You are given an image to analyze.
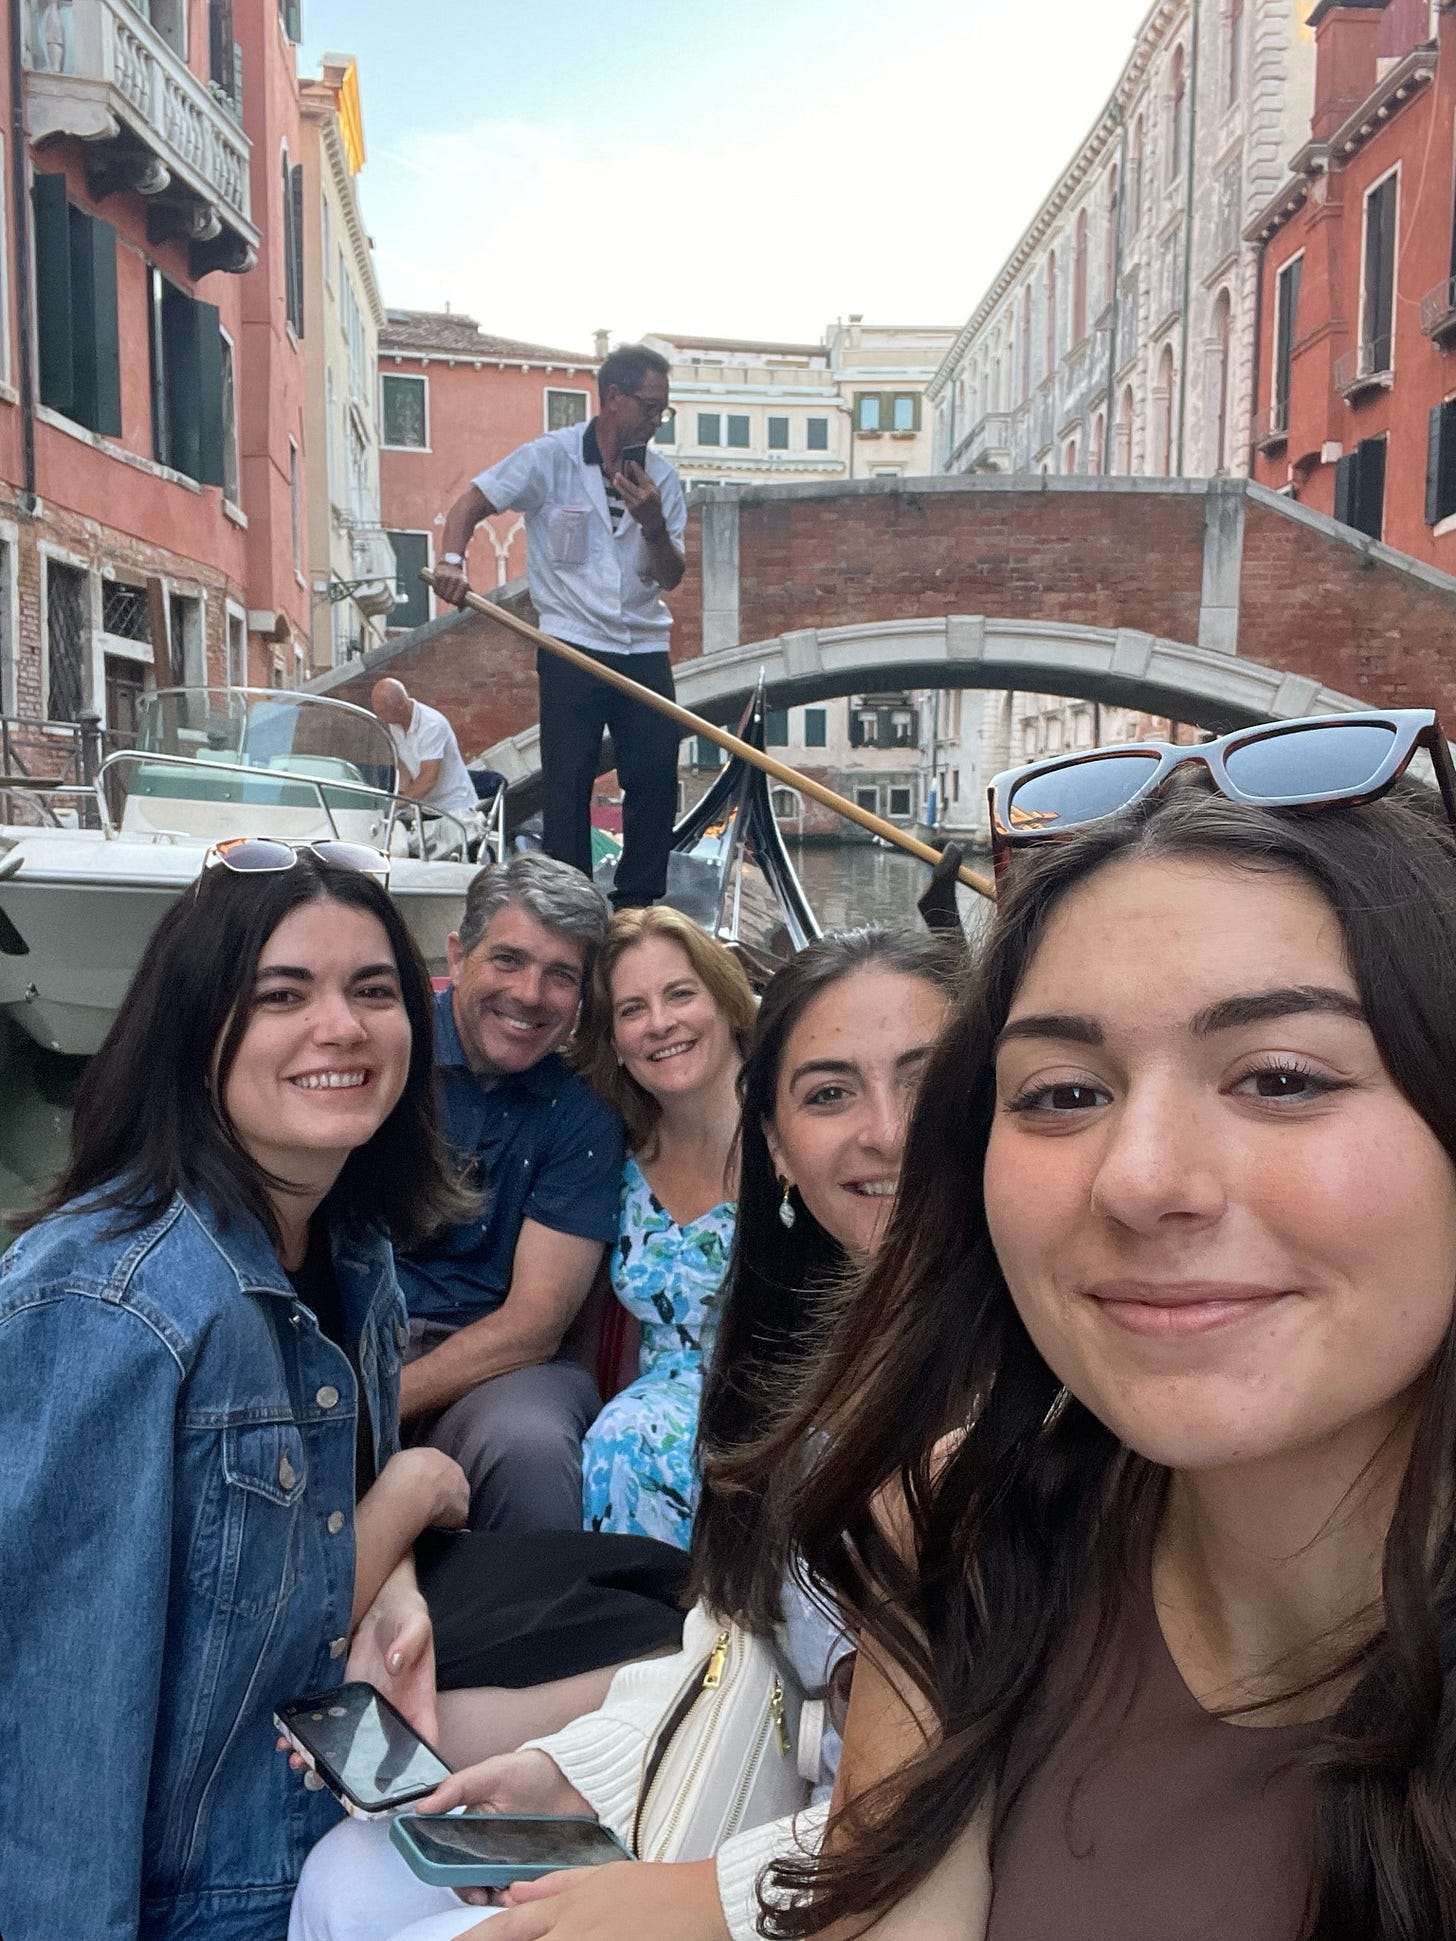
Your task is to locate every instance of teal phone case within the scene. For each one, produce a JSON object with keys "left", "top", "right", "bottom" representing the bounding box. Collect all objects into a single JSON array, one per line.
[{"left": 389, "top": 1813, "right": 632, "bottom": 1888}]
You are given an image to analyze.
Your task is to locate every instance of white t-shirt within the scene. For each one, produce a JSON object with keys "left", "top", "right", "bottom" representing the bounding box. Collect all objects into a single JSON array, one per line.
[
  {"left": 387, "top": 701, "right": 478, "bottom": 818},
  {"left": 474, "top": 421, "right": 687, "bottom": 656}
]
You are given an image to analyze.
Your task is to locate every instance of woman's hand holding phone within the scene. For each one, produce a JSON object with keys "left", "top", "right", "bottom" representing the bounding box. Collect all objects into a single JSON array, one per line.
[
  {"left": 412, "top": 1748, "right": 592, "bottom": 1823},
  {"left": 348, "top": 1559, "right": 438, "bottom": 1744},
  {"left": 465, "top": 1859, "right": 729, "bottom": 1939}
]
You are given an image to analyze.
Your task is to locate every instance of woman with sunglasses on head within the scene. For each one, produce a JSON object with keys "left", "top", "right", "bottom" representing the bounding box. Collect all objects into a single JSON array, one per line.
[
  {"left": 0, "top": 842, "right": 475, "bottom": 1941},
  {"left": 745, "top": 711, "right": 1456, "bottom": 1940},
  {"left": 572, "top": 906, "right": 756, "bottom": 1550},
  {"left": 286, "top": 927, "right": 961, "bottom": 1941}
]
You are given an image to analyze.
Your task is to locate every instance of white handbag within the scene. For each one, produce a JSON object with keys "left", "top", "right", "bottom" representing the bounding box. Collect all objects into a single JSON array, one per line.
[{"left": 633, "top": 1617, "right": 813, "bottom": 1862}]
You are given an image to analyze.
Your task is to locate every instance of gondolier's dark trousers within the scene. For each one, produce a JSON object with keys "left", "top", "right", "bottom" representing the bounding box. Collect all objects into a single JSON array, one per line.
[{"left": 537, "top": 645, "right": 680, "bottom": 909}]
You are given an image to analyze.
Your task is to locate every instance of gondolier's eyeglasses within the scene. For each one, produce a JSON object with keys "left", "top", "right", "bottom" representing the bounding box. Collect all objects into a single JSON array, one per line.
[
  {"left": 988, "top": 709, "right": 1456, "bottom": 880},
  {"left": 200, "top": 837, "right": 391, "bottom": 887},
  {"left": 628, "top": 395, "right": 674, "bottom": 427}
]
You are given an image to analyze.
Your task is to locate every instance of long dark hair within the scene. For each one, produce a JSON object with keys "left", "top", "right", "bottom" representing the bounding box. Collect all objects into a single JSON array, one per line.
[
  {"left": 19, "top": 855, "right": 473, "bottom": 1251},
  {"left": 689, "top": 926, "right": 964, "bottom": 1633},
  {"left": 758, "top": 782, "right": 1456, "bottom": 1940}
]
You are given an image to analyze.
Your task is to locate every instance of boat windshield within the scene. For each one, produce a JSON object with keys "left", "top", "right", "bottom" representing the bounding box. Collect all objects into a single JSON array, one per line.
[{"left": 137, "top": 688, "right": 396, "bottom": 789}]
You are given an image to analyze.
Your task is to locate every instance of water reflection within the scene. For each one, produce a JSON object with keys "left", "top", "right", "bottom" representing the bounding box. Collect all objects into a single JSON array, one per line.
[{"left": 790, "top": 840, "right": 993, "bottom": 942}]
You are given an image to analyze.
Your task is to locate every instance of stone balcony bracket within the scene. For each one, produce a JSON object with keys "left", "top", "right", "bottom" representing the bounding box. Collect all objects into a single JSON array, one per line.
[
  {"left": 25, "top": 0, "right": 259, "bottom": 271},
  {"left": 1421, "top": 279, "right": 1456, "bottom": 349}
]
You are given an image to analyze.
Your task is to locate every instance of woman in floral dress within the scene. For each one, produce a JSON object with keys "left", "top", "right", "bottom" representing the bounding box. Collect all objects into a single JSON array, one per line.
[{"left": 574, "top": 907, "right": 757, "bottom": 1548}]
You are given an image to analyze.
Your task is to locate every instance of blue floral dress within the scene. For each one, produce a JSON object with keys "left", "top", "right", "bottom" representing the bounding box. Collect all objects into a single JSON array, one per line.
[{"left": 581, "top": 1154, "right": 736, "bottom": 1550}]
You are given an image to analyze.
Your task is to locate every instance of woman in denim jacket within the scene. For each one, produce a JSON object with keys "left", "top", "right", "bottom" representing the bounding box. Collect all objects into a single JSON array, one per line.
[{"left": 0, "top": 847, "right": 474, "bottom": 1941}]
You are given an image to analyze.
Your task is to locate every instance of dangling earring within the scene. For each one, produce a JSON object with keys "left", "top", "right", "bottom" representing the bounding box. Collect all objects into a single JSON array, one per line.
[{"left": 778, "top": 1179, "right": 797, "bottom": 1230}]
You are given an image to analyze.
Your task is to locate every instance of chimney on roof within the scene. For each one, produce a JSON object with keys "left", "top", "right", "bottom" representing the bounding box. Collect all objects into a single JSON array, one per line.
[
  {"left": 594, "top": 328, "right": 610, "bottom": 359},
  {"left": 1308, "top": 0, "right": 1387, "bottom": 141}
]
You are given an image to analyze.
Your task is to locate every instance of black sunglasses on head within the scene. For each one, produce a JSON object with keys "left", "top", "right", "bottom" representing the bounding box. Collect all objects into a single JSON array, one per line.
[{"left": 988, "top": 709, "right": 1456, "bottom": 879}]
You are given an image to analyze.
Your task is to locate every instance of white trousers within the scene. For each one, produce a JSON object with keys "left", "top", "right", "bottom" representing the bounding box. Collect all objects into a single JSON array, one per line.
[{"left": 287, "top": 1816, "right": 502, "bottom": 1941}]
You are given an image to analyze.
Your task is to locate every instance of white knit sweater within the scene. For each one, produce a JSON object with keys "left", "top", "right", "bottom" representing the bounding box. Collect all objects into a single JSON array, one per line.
[{"left": 520, "top": 1602, "right": 838, "bottom": 1941}]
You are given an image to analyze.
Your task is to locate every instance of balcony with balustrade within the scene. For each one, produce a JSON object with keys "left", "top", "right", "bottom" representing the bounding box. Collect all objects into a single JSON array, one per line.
[
  {"left": 24, "top": 0, "right": 258, "bottom": 274},
  {"left": 1333, "top": 336, "right": 1393, "bottom": 403},
  {"left": 1422, "top": 278, "right": 1456, "bottom": 349},
  {"left": 946, "top": 412, "right": 1012, "bottom": 475}
]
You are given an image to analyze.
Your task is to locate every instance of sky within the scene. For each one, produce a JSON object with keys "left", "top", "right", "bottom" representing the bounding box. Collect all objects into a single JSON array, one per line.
[{"left": 299, "top": 0, "right": 1155, "bottom": 352}]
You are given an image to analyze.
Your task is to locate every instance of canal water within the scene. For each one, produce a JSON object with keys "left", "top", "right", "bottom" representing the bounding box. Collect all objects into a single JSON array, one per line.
[{"left": 0, "top": 842, "right": 992, "bottom": 1215}]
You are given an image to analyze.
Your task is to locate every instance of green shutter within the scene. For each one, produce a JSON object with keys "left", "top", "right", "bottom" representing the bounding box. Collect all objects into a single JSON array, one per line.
[
  {"left": 194, "top": 300, "right": 225, "bottom": 487},
  {"left": 290, "top": 164, "right": 306, "bottom": 337},
  {"left": 71, "top": 207, "right": 121, "bottom": 436},
  {"left": 1427, "top": 405, "right": 1444, "bottom": 526},
  {"left": 32, "top": 173, "right": 74, "bottom": 412},
  {"left": 161, "top": 287, "right": 225, "bottom": 486}
]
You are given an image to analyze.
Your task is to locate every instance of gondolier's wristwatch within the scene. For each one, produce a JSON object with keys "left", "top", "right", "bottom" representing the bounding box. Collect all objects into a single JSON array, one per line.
[{"left": 441, "top": 552, "right": 464, "bottom": 566}]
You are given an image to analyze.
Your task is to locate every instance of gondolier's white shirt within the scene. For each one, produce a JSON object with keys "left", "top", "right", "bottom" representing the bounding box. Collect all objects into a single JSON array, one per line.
[{"left": 474, "top": 422, "right": 688, "bottom": 656}]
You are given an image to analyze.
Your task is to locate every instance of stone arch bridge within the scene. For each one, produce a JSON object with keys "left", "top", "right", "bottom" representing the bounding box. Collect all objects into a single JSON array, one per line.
[{"left": 315, "top": 475, "right": 1456, "bottom": 812}]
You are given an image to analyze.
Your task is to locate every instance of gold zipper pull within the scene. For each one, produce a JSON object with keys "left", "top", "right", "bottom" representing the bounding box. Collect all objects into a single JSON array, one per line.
[
  {"left": 702, "top": 1630, "right": 731, "bottom": 1690},
  {"left": 769, "top": 1677, "right": 790, "bottom": 1755}
]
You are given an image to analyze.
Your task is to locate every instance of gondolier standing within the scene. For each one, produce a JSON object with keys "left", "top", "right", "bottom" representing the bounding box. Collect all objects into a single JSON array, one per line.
[{"left": 435, "top": 344, "right": 687, "bottom": 911}]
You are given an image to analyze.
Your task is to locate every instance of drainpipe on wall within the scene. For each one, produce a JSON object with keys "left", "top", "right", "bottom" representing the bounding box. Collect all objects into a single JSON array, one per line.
[
  {"left": 9, "top": 0, "right": 36, "bottom": 515},
  {"left": 1175, "top": 0, "right": 1202, "bottom": 475},
  {"left": 1102, "top": 103, "right": 1129, "bottom": 472}
]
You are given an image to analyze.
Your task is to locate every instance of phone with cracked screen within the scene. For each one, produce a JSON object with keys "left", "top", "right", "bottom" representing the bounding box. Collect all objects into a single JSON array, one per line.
[
  {"left": 274, "top": 1681, "right": 452, "bottom": 1820},
  {"left": 390, "top": 1812, "right": 633, "bottom": 1888}
]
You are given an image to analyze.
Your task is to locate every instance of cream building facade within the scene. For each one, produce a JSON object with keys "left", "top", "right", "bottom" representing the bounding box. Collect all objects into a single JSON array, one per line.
[
  {"left": 299, "top": 56, "right": 394, "bottom": 673},
  {"left": 644, "top": 320, "right": 955, "bottom": 488}
]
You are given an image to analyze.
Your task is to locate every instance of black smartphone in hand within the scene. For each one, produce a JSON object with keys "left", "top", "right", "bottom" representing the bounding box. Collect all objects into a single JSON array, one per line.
[
  {"left": 274, "top": 1682, "right": 452, "bottom": 1820},
  {"left": 618, "top": 443, "right": 649, "bottom": 472}
]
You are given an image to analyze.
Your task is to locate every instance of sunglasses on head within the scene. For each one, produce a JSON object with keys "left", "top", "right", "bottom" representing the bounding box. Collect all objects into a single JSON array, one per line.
[
  {"left": 988, "top": 709, "right": 1456, "bottom": 880},
  {"left": 200, "top": 836, "right": 391, "bottom": 887}
]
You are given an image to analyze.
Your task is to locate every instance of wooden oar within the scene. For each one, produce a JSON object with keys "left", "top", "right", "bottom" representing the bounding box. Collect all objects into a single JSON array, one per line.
[{"left": 422, "top": 572, "right": 996, "bottom": 899}]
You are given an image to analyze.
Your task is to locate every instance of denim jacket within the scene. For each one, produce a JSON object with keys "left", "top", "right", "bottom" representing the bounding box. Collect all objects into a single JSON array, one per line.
[{"left": 0, "top": 1188, "right": 407, "bottom": 1941}]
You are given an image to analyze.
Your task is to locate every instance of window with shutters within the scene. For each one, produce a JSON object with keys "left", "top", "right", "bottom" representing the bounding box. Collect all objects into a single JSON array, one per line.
[
  {"left": 32, "top": 175, "right": 121, "bottom": 438},
  {"left": 1426, "top": 399, "right": 1456, "bottom": 526},
  {"left": 693, "top": 736, "right": 724, "bottom": 769},
  {"left": 380, "top": 373, "right": 428, "bottom": 448},
  {"left": 147, "top": 269, "right": 227, "bottom": 487},
  {"left": 387, "top": 532, "right": 430, "bottom": 629},
  {"left": 1334, "top": 435, "right": 1387, "bottom": 540},
  {"left": 1361, "top": 171, "right": 1398, "bottom": 376},
  {"left": 806, "top": 417, "right": 828, "bottom": 451},
  {"left": 765, "top": 709, "right": 789, "bottom": 746},
  {"left": 1272, "top": 254, "right": 1302, "bottom": 437},
  {"left": 281, "top": 149, "right": 305, "bottom": 337},
  {"left": 804, "top": 708, "right": 827, "bottom": 748},
  {"left": 857, "top": 394, "right": 881, "bottom": 433},
  {"left": 278, "top": 0, "right": 302, "bottom": 42},
  {"left": 209, "top": 0, "right": 241, "bottom": 116},
  {"left": 767, "top": 416, "right": 789, "bottom": 450},
  {"left": 726, "top": 414, "right": 750, "bottom": 448},
  {"left": 697, "top": 413, "right": 721, "bottom": 446}
]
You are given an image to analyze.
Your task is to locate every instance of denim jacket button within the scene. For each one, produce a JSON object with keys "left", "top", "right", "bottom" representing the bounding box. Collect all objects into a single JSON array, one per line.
[
  {"left": 327, "top": 1510, "right": 345, "bottom": 1535},
  {"left": 277, "top": 1453, "right": 298, "bottom": 1490},
  {"left": 329, "top": 1635, "right": 347, "bottom": 1658},
  {"left": 316, "top": 1385, "right": 340, "bottom": 1409}
]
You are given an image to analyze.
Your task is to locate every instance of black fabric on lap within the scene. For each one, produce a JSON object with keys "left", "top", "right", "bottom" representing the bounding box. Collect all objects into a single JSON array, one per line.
[{"left": 417, "top": 1529, "right": 689, "bottom": 1691}]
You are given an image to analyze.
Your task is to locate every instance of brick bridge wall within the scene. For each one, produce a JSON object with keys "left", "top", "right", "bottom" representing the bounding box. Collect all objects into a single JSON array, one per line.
[{"left": 314, "top": 477, "right": 1456, "bottom": 758}]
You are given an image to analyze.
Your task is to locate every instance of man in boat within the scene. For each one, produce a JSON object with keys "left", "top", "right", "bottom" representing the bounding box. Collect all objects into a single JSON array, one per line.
[
  {"left": 370, "top": 677, "right": 482, "bottom": 854},
  {"left": 394, "top": 853, "right": 623, "bottom": 1531},
  {"left": 433, "top": 343, "right": 687, "bottom": 910}
]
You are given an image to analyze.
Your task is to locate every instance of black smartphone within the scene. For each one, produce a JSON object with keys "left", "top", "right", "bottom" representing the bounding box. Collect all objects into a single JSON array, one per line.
[
  {"left": 273, "top": 1681, "right": 452, "bottom": 1820},
  {"left": 390, "top": 1812, "right": 633, "bottom": 1887},
  {"left": 618, "top": 443, "right": 649, "bottom": 472}
]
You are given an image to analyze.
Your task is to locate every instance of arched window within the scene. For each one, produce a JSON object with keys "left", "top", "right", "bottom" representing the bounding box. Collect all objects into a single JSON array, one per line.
[
  {"left": 1115, "top": 384, "right": 1135, "bottom": 474},
  {"left": 1045, "top": 250, "right": 1058, "bottom": 376},
  {"left": 1129, "top": 116, "right": 1145, "bottom": 234},
  {"left": 1063, "top": 434, "right": 1080, "bottom": 476},
  {"left": 1073, "top": 210, "right": 1089, "bottom": 345},
  {"left": 1168, "top": 47, "right": 1187, "bottom": 183},
  {"left": 1106, "top": 165, "right": 1120, "bottom": 306},
  {"left": 1091, "top": 409, "right": 1106, "bottom": 475},
  {"left": 1154, "top": 343, "right": 1176, "bottom": 475},
  {"left": 1227, "top": 0, "right": 1244, "bottom": 107},
  {"left": 1020, "top": 286, "right": 1033, "bottom": 401},
  {"left": 1211, "top": 288, "right": 1232, "bottom": 472}
]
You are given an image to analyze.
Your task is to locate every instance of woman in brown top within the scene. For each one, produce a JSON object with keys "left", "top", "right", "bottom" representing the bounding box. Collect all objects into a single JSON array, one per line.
[{"left": 745, "top": 716, "right": 1456, "bottom": 1941}]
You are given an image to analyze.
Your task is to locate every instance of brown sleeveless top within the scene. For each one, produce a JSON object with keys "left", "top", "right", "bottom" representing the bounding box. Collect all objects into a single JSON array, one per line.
[{"left": 984, "top": 1567, "right": 1318, "bottom": 1941}]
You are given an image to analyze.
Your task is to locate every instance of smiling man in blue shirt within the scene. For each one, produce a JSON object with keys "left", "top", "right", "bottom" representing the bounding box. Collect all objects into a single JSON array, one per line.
[{"left": 396, "top": 854, "right": 623, "bottom": 1531}]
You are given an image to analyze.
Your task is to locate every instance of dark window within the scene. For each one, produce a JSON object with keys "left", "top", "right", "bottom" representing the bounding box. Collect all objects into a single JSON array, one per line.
[
  {"left": 388, "top": 532, "right": 430, "bottom": 628},
  {"left": 855, "top": 786, "right": 878, "bottom": 812},
  {"left": 653, "top": 413, "right": 676, "bottom": 445},
  {"left": 220, "top": 333, "right": 240, "bottom": 501},
  {"left": 726, "top": 414, "right": 750, "bottom": 448},
  {"left": 767, "top": 415, "right": 789, "bottom": 449},
  {"left": 804, "top": 707, "right": 826, "bottom": 747},
  {"left": 888, "top": 786, "right": 913, "bottom": 819},
  {"left": 209, "top": 0, "right": 241, "bottom": 113},
  {"left": 1426, "top": 399, "right": 1456, "bottom": 525},
  {"left": 282, "top": 154, "right": 305, "bottom": 336},
  {"left": 806, "top": 417, "right": 828, "bottom": 451},
  {"left": 697, "top": 413, "right": 721, "bottom": 446},
  {"left": 45, "top": 560, "right": 89, "bottom": 722},
  {"left": 765, "top": 708, "right": 789, "bottom": 746},
  {"left": 32, "top": 174, "right": 121, "bottom": 437},
  {"left": 104, "top": 653, "right": 146, "bottom": 740},
  {"left": 693, "top": 735, "right": 724, "bottom": 769},
  {"left": 278, "top": 0, "right": 302, "bottom": 40},
  {"left": 381, "top": 373, "right": 428, "bottom": 447},
  {"left": 1272, "top": 255, "right": 1302, "bottom": 434},
  {"left": 148, "top": 269, "right": 226, "bottom": 487},
  {"left": 1334, "top": 435, "right": 1387, "bottom": 540},
  {"left": 101, "top": 579, "right": 149, "bottom": 642},
  {"left": 546, "top": 388, "right": 588, "bottom": 431},
  {"left": 1362, "top": 174, "right": 1397, "bottom": 374}
]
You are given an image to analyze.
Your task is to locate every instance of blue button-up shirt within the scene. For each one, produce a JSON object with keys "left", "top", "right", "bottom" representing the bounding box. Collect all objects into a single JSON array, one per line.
[
  {"left": 396, "top": 987, "right": 623, "bottom": 1327},
  {"left": 0, "top": 1186, "right": 407, "bottom": 1941}
]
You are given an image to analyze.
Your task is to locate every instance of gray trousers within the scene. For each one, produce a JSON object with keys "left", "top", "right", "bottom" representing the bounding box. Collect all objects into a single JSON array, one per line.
[{"left": 404, "top": 1319, "right": 601, "bottom": 1534}]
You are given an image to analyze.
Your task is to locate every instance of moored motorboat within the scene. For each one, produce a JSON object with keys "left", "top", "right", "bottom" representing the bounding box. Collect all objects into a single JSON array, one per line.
[{"left": 0, "top": 687, "right": 493, "bottom": 1056}]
